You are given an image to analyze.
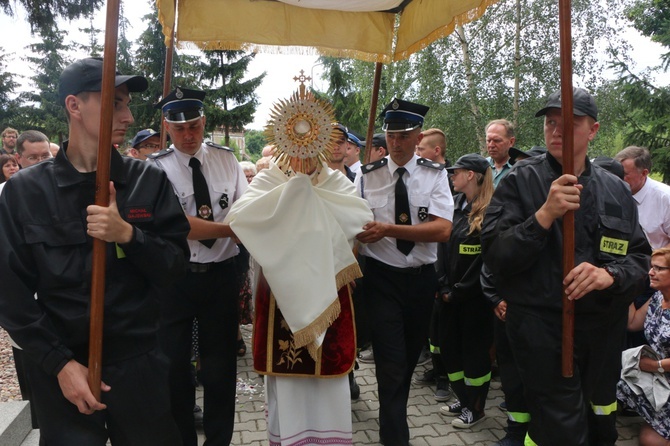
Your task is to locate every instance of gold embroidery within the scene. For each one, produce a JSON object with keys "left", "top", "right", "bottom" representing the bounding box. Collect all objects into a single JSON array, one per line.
[{"left": 276, "top": 319, "right": 304, "bottom": 370}]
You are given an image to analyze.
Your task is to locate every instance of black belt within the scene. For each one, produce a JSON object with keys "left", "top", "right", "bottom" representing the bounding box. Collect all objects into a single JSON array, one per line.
[
  {"left": 365, "top": 256, "right": 431, "bottom": 276},
  {"left": 188, "top": 257, "right": 235, "bottom": 273}
]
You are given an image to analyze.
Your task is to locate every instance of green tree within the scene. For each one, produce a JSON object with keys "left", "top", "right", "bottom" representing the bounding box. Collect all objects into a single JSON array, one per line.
[
  {"left": 245, "top": 129, "right": 267, "bottom": 161},
  {"left": 131, "top": 5, "right": 201, "bottom": 136},
  {"left": 0, "top": 0, "right": 103, "bottom": 35},
  {"left": 198, "top": 50, "right": 265, "bottom": 148},
  {"left": 16, "top": 24, "right": 71, "bottom": 143},
  {"left": 0, "top": 48, "right": 19, "bottom": 127}
]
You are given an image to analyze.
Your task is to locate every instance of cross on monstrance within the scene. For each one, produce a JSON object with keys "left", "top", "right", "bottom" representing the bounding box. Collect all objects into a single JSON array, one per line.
[{"left": 293, "top": 70, "right": 311, "bottom": 97}]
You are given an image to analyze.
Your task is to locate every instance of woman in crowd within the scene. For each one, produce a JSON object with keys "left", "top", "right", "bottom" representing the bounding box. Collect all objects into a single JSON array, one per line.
[
  {"left": 617, "top": 247, "right": 670, "bottom": 446},
  {"left": 0, "top": 154, "right": 19, "bottom": 183},
  {"left": 437, "top": 154, "right": 495, "bottom": 428}
]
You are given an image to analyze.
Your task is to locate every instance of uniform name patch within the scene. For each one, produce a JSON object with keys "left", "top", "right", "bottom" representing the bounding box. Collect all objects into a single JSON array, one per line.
[
  {"left": 125, "top": 206, "right": 154, "bottom": 222},
  {"left": 600, "top": 236, "right": 628, "bottom": 255},
  {"left": 459, "top": 244, "right": 481, "bottom": 255}
]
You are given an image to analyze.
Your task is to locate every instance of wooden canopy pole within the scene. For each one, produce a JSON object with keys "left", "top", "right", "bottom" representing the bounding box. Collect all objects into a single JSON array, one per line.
[
  {"left": 160, "top": 8, "right": 176, "bottom": 150},
  {"left": 88, "top": 0, "right": 121, "bottom": 400},
  {"left": 558, "top": 0, "right": 575, "bottom": 378},
  {"left": 363, "top": 62, "right": 383, "bottom": 164}
]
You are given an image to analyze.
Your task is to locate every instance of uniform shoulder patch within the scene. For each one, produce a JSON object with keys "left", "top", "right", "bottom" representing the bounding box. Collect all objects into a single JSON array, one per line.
[
  {"left": 361, "top": 158, "right": 388, "bottom": 174},
  {"left": 146, "top": 148, "right": 174, "bottom": 159},
  {"left": 417, "top": 157, "right": 445, "bottom": 170},
  {"left": 206, "top": 141, "right": 234, "bottom": 152}
]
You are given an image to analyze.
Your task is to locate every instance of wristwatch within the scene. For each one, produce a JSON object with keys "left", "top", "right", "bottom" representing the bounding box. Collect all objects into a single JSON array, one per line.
[
  {"left": 604, "top": 265, "right": 619, "bottom": 286},
  {"left": 658, "top": 360, "right": 665, "bottom": 374}
]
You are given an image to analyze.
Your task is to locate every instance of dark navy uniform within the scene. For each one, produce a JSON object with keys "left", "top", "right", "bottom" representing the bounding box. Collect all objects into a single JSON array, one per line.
[
  {"left": 150, "top": 136, "right": 247, "bottom": 446},
  {"left": 0, "top": 143, "right": 190, "bottom": 445},
  {"left": 356, "top": 153, "right": 453, "bottom": 444}
]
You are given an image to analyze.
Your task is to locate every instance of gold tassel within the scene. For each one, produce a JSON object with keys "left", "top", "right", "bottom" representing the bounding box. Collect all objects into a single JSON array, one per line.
[{"left": 292, "top": 298, "right": 340, "bottom": 352}]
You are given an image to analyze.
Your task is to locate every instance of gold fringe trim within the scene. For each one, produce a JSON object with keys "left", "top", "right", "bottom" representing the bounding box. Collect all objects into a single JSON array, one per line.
[
  {"left": 336, "top": 262, "right": 362, "bottom": 290},
  {"left": 292, "top": 298, "right": 340, "bottom": 361}
]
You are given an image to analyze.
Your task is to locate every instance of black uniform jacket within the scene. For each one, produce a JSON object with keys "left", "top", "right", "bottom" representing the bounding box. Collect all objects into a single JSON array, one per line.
[
  {"left": 437, "top": 193, "right": 485, "bottom": 304},
  {"left": 481, "top": 153, "right": 651, "bottom": 328},
  {"left": 0, "top": 143, "right": 190, "bottom": 376}
]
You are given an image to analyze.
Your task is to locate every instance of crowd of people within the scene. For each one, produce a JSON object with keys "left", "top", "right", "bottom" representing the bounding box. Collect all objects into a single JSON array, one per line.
[{"left": 0, "top": 57, "right": 668, "bottom": 446}]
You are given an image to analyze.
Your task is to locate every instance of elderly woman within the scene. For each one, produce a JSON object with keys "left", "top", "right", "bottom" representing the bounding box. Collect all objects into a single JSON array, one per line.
[
  {"left": 617, "top": 247, "right": 670, "bottom": 446},
  {"left": 437, "top": 154, "right": 495, "bottom": 428}
]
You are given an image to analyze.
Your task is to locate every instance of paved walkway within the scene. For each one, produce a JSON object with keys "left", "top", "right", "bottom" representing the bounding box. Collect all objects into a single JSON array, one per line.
[{"left": 197, "top": 325, "right": 643, "bottom": 445}]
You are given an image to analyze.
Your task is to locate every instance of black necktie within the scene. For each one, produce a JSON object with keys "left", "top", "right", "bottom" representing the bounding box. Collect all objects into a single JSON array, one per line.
[
  {"left": 189, "top": 157, "right": 216, "bottom": 248},
  {"left": 395, "top": 167, "right": 414, "bottom": 255}
]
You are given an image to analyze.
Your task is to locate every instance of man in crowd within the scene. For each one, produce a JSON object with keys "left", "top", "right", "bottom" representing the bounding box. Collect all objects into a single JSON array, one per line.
[
  {"left": 345, "top": 131, "right": 363, "bottom": 176},
  {"left": 149, "top": 86, "right": 247, "bottom": 446},
  {"left": 482, "top": 87, "right": 650, "bottom": 446},
  {"left": 411, "top": 126, "right": 452, "bottom": 403},
  {"left": 127, "top": 128, "right": 162, "bottom": 160},
  {"left": 328, "top": 123, "right": 356, "bottom": 182},
  {"left": 356, "top": 98, "right": 453, "bottom": 445},
  {"left": 0, "top": 57, "right": 189, "bottom": 445},
  {"left": 615, "top": 146, "right": 670, "bottom": 250},
  {"left": 1, "top": 127, "right": 18, "bottom": 155},
  {"left": 485, "top": 119, "right": 516, "bottom": 187},
  {"left": 16, "top": 130, "right": 52, "bottom": 168}
]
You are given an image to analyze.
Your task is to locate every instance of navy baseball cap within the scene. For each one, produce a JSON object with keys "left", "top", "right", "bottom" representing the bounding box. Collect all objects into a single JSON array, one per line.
[
  {"left": 509, "top": 146, "right": 547, "bottom": 165},
  {"left": 58, "top": 57, "right": 148, "bottom": 105},
  {"left": 446, "top": 154, "right": 490, "bottom": 174},
  {"left": 155, "top": 87, "right": 206, "bottom": 123},
  {"left": 130, "top": 129, "right": 160, "bottom": 148},
  {"left": 380, "top": 98, "right": 429, "bottom": 132},
  {"left": 535, "top": 87, "right": 598, "bottom": 121},
  {"left": 361, "top": 133, "right": 386, "bottom": 148},
  {"left": 347, "top": 132, "right": 363, "bottom": 148}
]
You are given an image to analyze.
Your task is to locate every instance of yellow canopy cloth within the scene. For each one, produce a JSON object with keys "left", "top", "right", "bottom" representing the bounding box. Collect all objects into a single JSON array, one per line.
[
  {"left": 157, "top": 0, "right": 498, "bottom": 62},
  {"left": 224, "top": 162, "right": 373, "bottom": 359}
]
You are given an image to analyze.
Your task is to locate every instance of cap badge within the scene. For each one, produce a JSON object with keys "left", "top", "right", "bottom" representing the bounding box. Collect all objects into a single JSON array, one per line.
[
  {"left": 175, "top": 88, "right": 184, "bottom": 99},
  {"left": 198, "top": 205, "right": 212, "bottom": 219},
  {"left": 392, "top": 99, "right": 399, "bottom": 110}
]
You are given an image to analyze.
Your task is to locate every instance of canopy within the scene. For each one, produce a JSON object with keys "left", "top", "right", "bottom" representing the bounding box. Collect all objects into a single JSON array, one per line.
[{"left": 156, "top": 0, "right": 497, "bottom": 63}]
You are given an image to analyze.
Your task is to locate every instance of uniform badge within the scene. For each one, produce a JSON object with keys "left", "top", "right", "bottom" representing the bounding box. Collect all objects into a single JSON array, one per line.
[
  {"left": 175, "top": 87, "right": 184, "bottom": 99},
  {"left": 392, "top": 99, "right": 400, "bottom": 110},
  {"left": 399, "top": 213, "right": 410, "bottom": 223},
  {"left": 198, "top": 205, "right": 212, "bottom": 219},
  {"left": 418, "top": 207, "right": 428, "bottom": 221},
  {"left": 219, "top": 193, "right": 229, "bottom": 210}
]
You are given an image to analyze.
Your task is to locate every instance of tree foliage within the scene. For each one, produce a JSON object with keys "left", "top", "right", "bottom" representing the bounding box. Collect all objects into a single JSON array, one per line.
[
  {"left": 244, "top": 129, "right": 267, "bottom": 161},
  {"left": 0, "top": 0, "right": 103, "bottom": 35},
  {"left": 198, "top": 50, "right": 265, "bottom": 147}
]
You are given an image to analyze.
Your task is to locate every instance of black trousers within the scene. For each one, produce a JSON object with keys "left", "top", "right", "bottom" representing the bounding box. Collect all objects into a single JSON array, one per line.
[
  {"left": 439, "top": 295, "right": 493, "bottom": 415},
  {"left": 506, "top": 306, "right": 619, "bottom": 446},
  {"left": 363, "top": 258, "right": 436, "bottom": 446},
  {"left": 158, "top": 261, "right": 239, "bottom": 446},
  {"left": 25, "top": 349, "right": 180, "bottom": 446},
  {"left": 494, "top": 317, "right": 529, "bottom": 439}
]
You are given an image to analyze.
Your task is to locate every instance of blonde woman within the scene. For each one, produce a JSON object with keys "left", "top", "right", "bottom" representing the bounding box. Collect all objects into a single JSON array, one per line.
[{"left": 437, "top": 154, "right": 495, "bottom": 428}]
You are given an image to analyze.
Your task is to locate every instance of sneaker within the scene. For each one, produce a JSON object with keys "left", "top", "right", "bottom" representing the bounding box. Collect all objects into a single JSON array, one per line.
[
  {"left": 439, "top": 400, "right": 462, "bottom": 416},
  {"left": 412, "top": 368, "right": 436, "bottom": 386},
  {"left": 416, "top": 346, "right": 431, "bottom": 366},
  {"left": 499, "top": 401, "right": 508, "bottom": 411},
  {"left": 434, "top": 381, "right": 452, "bottom": 402},
  {"left": 358, "top": 348, "right": 374, "bottom": 364},
  {"left": 492, "top": 436, "right": 524, "bottom": 446},
  {"left": 434, "top": 387, "right": 452, "bottom": 402},
  {"left": 451, "top": 407, "right": 485, "bottom": 428}
]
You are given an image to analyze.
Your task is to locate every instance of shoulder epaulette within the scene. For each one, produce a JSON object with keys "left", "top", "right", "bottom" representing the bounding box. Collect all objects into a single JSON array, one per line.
[
  {"left": 417, "top": 157, "right": 445, "bottom": 170},
  {"left": 206, "top": 141, "right": 234, "bottom": 152},
  {"left": 147, "top": 148, "right": 174, "bottom": 159},
  {"left": 361, "top": 158, "right": 388, "bottom": 174}
]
